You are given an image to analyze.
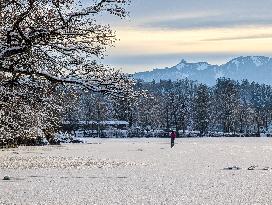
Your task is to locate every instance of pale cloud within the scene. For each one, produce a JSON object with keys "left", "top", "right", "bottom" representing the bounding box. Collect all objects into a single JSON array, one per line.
[
  {"left": 141, "top": 16, "right": 272, "bottom": 30},
  {"left": 94, "top": 0, "right": 272, "bottom": 72},
  {"left": 202, "top": 34, "right": 272, "bottom": 41},
  {"left": 104, "top": 25, "right": 272, "bottom": 72},
  {"left": 134, "top": 11, "right": 223, "bottom": 27},
  {"left": 111, "top": 26, "right": 272, "bottom": 55}
]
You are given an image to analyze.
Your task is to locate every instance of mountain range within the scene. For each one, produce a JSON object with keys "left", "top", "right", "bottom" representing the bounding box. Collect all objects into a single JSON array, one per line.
[{"left": 134, "top": 56, "right": 272, "bottom": 85}]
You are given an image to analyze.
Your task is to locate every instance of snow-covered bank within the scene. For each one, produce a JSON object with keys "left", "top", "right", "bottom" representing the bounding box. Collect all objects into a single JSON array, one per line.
[{"left": 1, "top": 138, "right": 272, "bottom": 204}]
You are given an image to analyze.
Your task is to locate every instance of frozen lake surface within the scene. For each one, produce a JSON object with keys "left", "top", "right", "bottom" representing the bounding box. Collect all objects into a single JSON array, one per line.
[{"left": 1, "top": 138, "right": 272, "bottom": 204}]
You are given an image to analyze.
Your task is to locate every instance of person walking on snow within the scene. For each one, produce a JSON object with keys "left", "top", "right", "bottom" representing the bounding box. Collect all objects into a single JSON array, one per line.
[{"left": 170, "top": 130, "right": 176, "bottom": 148}]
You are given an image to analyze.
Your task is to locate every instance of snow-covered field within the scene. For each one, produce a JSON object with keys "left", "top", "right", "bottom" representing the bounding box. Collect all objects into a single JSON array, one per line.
[{"left": 1, "top": 138, "right": 272, "bottom": 205}]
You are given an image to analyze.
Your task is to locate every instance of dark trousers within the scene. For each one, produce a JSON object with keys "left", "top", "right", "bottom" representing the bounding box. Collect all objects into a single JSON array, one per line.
[{"left": 171, "top": 138, "right": 175, "bottom": 148}]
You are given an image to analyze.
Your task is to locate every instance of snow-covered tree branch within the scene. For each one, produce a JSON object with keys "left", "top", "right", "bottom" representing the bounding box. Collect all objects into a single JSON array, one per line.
[
  {"left": 0, "top": 0, "right": 132, "bottom": 95},
  {"left": 0, "top": 0, "right": 134, "bottom": 146}
]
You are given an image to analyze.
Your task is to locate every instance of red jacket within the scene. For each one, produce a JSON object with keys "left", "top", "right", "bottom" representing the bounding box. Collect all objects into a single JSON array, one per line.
[{"left": 170, "top": 131, "right": 176, "bottom": 139}]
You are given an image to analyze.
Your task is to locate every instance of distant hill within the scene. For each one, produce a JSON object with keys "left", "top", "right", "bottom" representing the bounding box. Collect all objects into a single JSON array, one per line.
[{"left": 134, "top": 56, "right": 272, "bottom": 85}]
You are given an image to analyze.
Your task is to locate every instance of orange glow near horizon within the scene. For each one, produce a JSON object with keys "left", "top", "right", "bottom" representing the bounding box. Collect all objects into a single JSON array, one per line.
[{"left": 111, "top": 26, "right": 272, "bottom": 56}]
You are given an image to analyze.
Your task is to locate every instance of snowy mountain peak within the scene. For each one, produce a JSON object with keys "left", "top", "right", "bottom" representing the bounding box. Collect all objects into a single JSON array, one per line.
[
  {"left": 195, "top": 62, "right": 210, "bottom": 71},
  {"left": 134, "top": 56, "right": 272, "bottom": 85},
  {"left": 228, "top": 58, "right": 240, "bottom": 67},
  {"left": 176, "top": 60, "right": 186, "bottom": 70},
  {"left": 176, "top": 60, "right": 210, "bottom": 71},
  {"left": 228, "top": 56, "right": 271, "bottom": 67},
  {"left": 250, "top": 56, "right": 270, "bottom": 67},
  {"left": 178, "top": 59, "right": 187, "bottom": 64}
]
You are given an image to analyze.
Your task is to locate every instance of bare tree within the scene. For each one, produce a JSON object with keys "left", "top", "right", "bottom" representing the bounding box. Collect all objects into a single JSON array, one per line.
[
  {"left": 0, "top": 0, "right": 133, "bottom": 146},
  {"left": 0, "top": 0, "right": 132, "bottom": 95}
]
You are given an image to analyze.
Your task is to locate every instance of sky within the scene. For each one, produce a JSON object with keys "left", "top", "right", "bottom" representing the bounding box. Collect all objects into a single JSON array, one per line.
[{"left": 98, "top": 0, "right": 272, "bottom": 73}]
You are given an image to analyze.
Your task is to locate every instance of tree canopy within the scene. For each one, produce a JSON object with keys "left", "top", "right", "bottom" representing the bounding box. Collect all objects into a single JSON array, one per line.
[
  {"left": 0, "top": 0, "right": 134, "bottom": 146},
  {"left": 0, "top": 0, "right": 132, "bottom": 95}
]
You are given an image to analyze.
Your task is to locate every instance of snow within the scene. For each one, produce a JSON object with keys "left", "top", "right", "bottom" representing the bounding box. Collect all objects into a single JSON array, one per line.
[
  {"left": 196, "top": 63, "right": 209, "bottom": 71},
  {"left": 176, "top": 64, "right": 185, "bottom": 71},
  {"left": 135, "top": 56, "right": 272, "bottom": 85},
  {"left": 251, "top": 56, "right": 265, "bottom": 67},
  {"left": 181, "top": 73, "right": 189, "bottom": 78},
  {"left": 215, "top": 71, "right": 224, "bottom": 79},
  {"left": 176, "top": 62, "right": 185, "bottom": 71},
  {"left": 101, "top": 121, "right": 129, "bottom": 125},
  {"left": 1, "top": 138, "right": 272, "bottom": 204},
  {"left": 63, "top": 120, "right": 129, "bottom": 125},
  {"left": 231, "top": 59, "right": 240, "bottom": 67}
]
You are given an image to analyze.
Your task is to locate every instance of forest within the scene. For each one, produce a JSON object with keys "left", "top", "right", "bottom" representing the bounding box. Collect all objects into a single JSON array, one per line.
[{"left": 64, "top": 78, "right": 272, "bottom": 138}]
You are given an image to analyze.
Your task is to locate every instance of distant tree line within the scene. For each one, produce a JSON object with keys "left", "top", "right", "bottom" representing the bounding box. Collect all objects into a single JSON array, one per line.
[{"left": 66, "top": 78, "right": 272, "bottom": 137}]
